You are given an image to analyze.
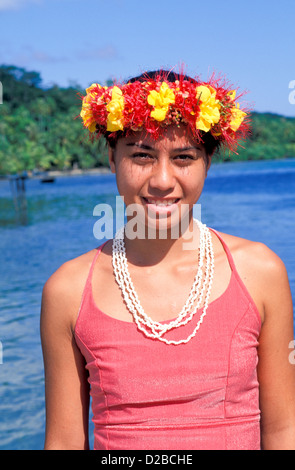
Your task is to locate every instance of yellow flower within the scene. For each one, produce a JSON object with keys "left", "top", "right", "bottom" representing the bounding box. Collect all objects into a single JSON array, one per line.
[
  {"left": 80, "top": 104, "right": 97, "bottom": 132},
  {"left": 229, "top": 103, "right": 247, "bottom": 132},
  {"left": 195, "top": 85, "right": 221, "bottom": 132},
  {"left": 106, "top": 86, "right": 124, "bottom": 132},
  {"left": 80, "top": 83, "right": 103, "bottom": 133},
  {"left": 147, "top": 82, "right": 175, "bottom": 121},
  {"left": 227, "top": 90, "right": 236, "bottom": 101},
  {"left": 86, "top": 83, "right": 101, "bottom": 95}
]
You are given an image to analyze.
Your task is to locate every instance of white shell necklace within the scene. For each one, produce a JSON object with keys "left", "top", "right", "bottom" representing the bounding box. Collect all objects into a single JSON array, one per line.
[{"left": 112, "top": 219, "right": 215, "bottom": 345}]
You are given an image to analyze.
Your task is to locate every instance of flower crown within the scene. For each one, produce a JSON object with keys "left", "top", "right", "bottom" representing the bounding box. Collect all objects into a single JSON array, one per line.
[{"left": 80, "top": 71, "right": 250, "bottom": 153}]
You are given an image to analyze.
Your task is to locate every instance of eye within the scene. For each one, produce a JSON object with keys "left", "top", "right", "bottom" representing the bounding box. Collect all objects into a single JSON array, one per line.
[
  {"left": 174, "top": 154, "right": 196, "bottom": 164},
  {"left": 131, "top": 152, "right": 154, "bottom": 163},
  {"left": 175, "top": 154, "right": 194, "bottom": 159}
]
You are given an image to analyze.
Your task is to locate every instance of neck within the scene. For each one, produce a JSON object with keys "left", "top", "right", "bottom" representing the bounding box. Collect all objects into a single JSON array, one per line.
[{"left": 123, "top": 216, "right": 201, "bottom": 266}]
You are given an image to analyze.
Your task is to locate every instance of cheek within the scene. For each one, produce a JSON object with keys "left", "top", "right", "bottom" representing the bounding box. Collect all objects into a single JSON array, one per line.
[
  {"left": 115, "top": 161, "right": 144, "bottom": 200},
  {"left": 185, "top": 182, "right": 205, "bottom": 205},
  {"left": 181, "top": 167, "right": 207, "bottom": 200}
]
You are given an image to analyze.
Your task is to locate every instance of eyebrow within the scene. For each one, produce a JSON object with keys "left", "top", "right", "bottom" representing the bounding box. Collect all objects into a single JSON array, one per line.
[
  {"left": 125, "top": 143, "right": 200, "bottom": 152},
  {"left": 173, "top": 146, "right": 201, "bottom": 152},
  {"left": 126, "top": 143, "right": 154, "bottom": 150}
]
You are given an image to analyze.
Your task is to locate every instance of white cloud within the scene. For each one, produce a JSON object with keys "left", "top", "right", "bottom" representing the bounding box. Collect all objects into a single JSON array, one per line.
[
  {"left": 26, "top": 47, "right": 68, "bottom": 63},
  {"left": 76, "top": 45, "right": 119, "bottom": 61},
  {"left": 0, "top": 0, "right": 41, "bottom": 10},
  {"left": 0, "top": 0, "right": 79, "bottom": 9},
  {"left": 0, "top": 43, "right": 68, "bottom": 67}
]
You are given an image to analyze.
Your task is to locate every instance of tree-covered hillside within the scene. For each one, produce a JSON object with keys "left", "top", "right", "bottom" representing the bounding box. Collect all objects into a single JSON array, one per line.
[{"left": 0, "top": 65, "right": 295, "bottom": 175}]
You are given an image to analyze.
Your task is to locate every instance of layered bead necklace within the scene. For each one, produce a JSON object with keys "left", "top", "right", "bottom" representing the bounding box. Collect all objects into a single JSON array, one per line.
[{"left": 112, "top": 219, "right": 215, "bottom": 345}]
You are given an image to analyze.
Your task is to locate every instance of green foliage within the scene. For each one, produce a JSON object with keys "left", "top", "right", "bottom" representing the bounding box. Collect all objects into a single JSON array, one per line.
[
  {"left": 0, "top": 65, "right": 294, "bottom": 175},
  {"left": 0, "top": 64, "right": 110, "bottom": 175},
  {"left": 214, "top": 112, "right": 295, "bottom": 162}
]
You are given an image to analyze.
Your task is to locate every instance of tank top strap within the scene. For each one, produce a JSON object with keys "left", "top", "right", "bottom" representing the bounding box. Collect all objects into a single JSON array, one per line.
[
  {"left": 75, "top": 241, "right": 108, "bottom": 331},
  {"left": 209, "top": 227, "right": 262, "bottom": 325},
  {"left": 209, "top": 227, "right": 237, "bottom": 273},
  {"left": 85, "top": 241, "right": 108, "bottom": 286}
]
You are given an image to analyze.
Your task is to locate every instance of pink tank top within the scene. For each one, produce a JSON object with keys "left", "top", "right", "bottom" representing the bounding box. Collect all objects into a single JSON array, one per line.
[{"left": 75, "top": 229, "right": 261, "bottom": 450}]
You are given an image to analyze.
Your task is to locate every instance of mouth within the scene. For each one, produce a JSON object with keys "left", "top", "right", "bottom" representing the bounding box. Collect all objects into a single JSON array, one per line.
[
  {"left": 142, "top": 197, "right": 180, "bottom": 206},
  {"left": 141, "top": 197, "right": 181, "bottom": 214}
]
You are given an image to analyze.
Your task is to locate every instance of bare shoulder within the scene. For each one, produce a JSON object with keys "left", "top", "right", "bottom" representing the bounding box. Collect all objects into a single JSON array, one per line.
[
  {"left": 216, "top": 231, "right": 290, "bottom": 322},
  {"left": 41, "top": 247, "right": 100, "bottom": 331},
  {"left": 43, "top": 248, "right": 98, "bottom": 294},
  {"left": 219, "top": 231, "right": 287, "bottom": 277}
]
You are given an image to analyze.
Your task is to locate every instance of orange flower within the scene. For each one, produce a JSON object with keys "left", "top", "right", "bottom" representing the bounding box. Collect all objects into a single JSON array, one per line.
[{"left": 80, "top": 84, "right": 103, "bottom": 133}]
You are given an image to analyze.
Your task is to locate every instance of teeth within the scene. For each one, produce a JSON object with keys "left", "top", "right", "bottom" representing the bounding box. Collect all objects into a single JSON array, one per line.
[{"left": 146, "top": 199, "right": 178, "bottom": 206}]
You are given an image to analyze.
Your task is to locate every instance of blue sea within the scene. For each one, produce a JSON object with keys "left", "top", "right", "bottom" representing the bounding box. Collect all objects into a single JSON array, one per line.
[{"left": 0, "top": 158, "right": 294, "bottom": 450}]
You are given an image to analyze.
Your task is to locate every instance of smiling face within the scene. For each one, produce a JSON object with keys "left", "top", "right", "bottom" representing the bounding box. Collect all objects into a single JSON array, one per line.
[{"left": 108, "top": 124, "right": 210, "bottom": 237}]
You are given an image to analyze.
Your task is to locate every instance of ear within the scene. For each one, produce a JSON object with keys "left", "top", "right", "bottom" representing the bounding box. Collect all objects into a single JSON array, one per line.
[
  {"left": 205, "top": 153, "right": 212, "bottom": 176},
  {"left": 108, "top": 146, "right": 116, "bottom": 173},
  {"left": 207, "top": 155, "right": 212, "bottom": 171}
]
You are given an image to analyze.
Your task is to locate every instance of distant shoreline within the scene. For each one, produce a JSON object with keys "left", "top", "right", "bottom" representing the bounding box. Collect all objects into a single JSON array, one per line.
[
  {"left": 2, "top": 156, "right": 295, "bottom": 182},
  {"left": 42, "top": 167, "right": 112, "bottom": 178},
  {"left": 33, "top": 157, "right": 295, "bottom": 179},
  {"left": 0, "top": 167, "right": 112, "bottom": 181}
]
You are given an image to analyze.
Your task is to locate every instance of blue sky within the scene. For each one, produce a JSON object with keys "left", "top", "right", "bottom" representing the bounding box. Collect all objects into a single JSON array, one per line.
[{"left": 0, "top": 0, "right": 294, "bottom": 116}]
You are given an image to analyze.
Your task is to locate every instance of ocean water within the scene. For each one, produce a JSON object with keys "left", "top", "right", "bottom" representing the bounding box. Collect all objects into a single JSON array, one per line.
[{"left": 0, "top": 158, "right": 294, "bottom": 450}]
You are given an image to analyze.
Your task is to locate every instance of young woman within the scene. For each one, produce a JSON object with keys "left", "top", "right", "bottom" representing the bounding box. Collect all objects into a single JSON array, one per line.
[{"left": 40, "top": 70, "right": 295, "bottom": 450}]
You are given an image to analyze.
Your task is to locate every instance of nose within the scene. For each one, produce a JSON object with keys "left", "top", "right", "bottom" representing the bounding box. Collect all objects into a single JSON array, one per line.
[{"left": 148, "top": 158, "right": 176, "bottom": 193}]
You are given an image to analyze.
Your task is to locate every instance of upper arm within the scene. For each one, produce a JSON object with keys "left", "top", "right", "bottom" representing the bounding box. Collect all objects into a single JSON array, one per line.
[
  {"left": 256, "top": 248, "right": 295, "bottom": 449},
  {"left": 40, "top": 265, "right": 90, "bottom": 450}
]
